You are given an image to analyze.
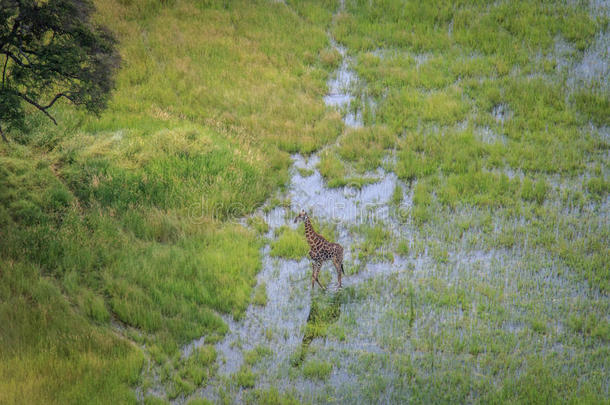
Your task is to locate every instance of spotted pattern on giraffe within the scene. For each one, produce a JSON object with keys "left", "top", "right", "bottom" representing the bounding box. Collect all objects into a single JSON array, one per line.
[{"left": 294, "top": 210, "right": 345, "bottom": 290}]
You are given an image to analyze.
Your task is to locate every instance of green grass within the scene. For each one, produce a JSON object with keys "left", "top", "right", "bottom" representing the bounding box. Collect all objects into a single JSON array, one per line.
[
  {"left": 336, "top": 126, "right": 395, "bottom": 171},
  {"left": 235, "top": 365, "right": 256, "bottom": 389},
  {"left": 295, "top": 1, "right": 609, "bottom": 402},
  {"left": 317, "top": 148, "right": 385, "bottom": 188},
  {"left": 297, "top": 167, "right": 315, "bottom": 177},
  {"left": 247, "top": 215, "right": 270, "bottom": 235},
  {"left": 163, "top": 345, "right": 216, "bottom": 399},
  {"left": 326, "top": 0, "right": 608, "bottom": 295},
  {"left": 243, "top": 387, "right": 301, "bottom": 405},
  {"left": 0, "top": 260, "right": 143, "bottom": 404},
  {"left": 187, "top": 399, "right": 213, "bottom": 405},
  {"left": 333, "top": 266, "right": 609, "bottom": 403},
  {"left": 0, "top": 0, "right": 341, "bottom": 402},
  {"left": 302, "top": 359, "right": 333, "bottom": 380},
  {"left": 244, "top": 346, "right": 273, "bottom": 367},
  {"left": 317, "top": 150, "right": 347, "bottom": 187},
  {"left": 353, "top": 223, "right": 394, "bottom": 262},
  {"left": 2, "top": 0, "right": 609, "bottom": 403},
  {"left": 252, "top": 282, "right": 268, "bottom": 307},
  {"left": 270, "top": 226, "right": 309, "bottom": 260}
]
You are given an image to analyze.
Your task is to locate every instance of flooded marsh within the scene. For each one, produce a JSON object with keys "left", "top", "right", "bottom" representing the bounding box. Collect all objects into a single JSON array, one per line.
[
  {"left": 1, "top": 0, "right": 605, "bottom": 404},
  {"left": 173, "top": 1, "right": 608, "bottom": 404}
]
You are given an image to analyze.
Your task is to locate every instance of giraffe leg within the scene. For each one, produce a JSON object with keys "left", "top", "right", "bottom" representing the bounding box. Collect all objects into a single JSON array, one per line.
[
  {"left": 313, "top": 262, "right": 325, "bottom": 290},
  {"left": 311, "top": 262, "right": 324, "bottom": 290},
  {"left": 338, "top": 262, "right": 342, "bottom": 288},
  {"left": 333, "top": 258, "right": 342, "bottom": 288},
  {"left": 315, "top": 275, "right": 326, "bottom": 290}
]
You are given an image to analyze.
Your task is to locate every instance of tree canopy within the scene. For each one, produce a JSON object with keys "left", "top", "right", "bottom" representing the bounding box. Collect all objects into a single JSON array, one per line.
[{"left": 0, "top": 0, "right": 119, "bottom": 141}]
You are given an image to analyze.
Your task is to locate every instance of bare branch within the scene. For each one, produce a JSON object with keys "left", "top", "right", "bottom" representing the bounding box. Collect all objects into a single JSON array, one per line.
[
  {"left": 41, "top": 92, "right": 75, "bottom": 109},
  {"left": 16, "top": 92, "right": 58, "bottom": 125},
  {"left": 16, "top": 44, "right": 33, "bottom": 65},
  {"left": 1, "top": 51, "right": 26, "bottom": 68}
]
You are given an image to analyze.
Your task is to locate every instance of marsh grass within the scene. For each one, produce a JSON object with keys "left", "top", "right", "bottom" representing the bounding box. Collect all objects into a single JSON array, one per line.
[
  {"left": 277, "top": 1, "right": 610, "bottom": 403},
  {"left": 243, "top": 387, "right": 300, "bottom": 405},
  {"left": 303, "top": 359, "right": 333, "bottom": 380},
  {"left": 244, "top": 346, "right": 273, "bottom": 367},
  {"left": 2, "top": 0, "right": 609, "bottom": 403},
  {"left": 352, "top": 223, "right": 394, "bottom": 262},
  {"left": 0, "top": 0, "right": 342, "bottom": 402},
  {"left": 324, "top": 0, "right": 608, "bottom": 293},
  {"left": 317, "top": 146, "right": 389, "bottom": 188},
  {"left": 252, "top": 282, "right": 268, "bottom": 307},
  {"left": 247, "top": 215, "right": 270, "bottom": 236},
  {"left": 270, "top": 225, "right": 309, "bottom": 260},
  {"left": 291, "top": 291, "right": 345, "bottom": 368},
  {"left": 234, "top": 365, "right": 257, "bottom": 389}
]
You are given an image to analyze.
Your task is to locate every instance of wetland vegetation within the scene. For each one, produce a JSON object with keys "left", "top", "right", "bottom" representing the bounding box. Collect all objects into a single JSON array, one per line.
[{"left": 1, "top": 0, "right": 608, "bottom": 404}]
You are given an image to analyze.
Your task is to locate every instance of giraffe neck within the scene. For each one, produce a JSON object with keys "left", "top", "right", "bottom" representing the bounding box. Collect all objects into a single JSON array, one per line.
[{"left": 304, "top": 217, "right": 317, "bottom": 246}]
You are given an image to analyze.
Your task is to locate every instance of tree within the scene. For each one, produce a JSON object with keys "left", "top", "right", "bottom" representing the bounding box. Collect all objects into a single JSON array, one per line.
[{"left": 0, "top": 0, "right": 120, "bottom": 141}]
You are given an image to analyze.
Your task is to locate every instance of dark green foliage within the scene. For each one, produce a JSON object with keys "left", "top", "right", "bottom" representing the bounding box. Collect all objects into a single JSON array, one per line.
[{"left": 0, "top": 0, "right": 119, "bottom": 139}]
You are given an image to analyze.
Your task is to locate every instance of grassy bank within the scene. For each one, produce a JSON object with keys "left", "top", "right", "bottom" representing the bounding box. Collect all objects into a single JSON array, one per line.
[{"left": 0, "top": 0, "right": 339, "bottom": 402}]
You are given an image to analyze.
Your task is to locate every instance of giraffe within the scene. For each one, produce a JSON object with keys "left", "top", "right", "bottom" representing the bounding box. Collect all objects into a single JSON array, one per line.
[{"left": 294, "top": 210, "right": 345, "bottom": 290}]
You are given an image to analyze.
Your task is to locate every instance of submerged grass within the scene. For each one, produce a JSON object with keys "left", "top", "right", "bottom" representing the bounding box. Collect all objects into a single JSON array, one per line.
[
  {"left": 352, "top": 223, "right": 394, "bottom": 263},
  {"left": 292, "top": 292, "right": 343, "bottom": 368},
  {"left": 267, "top": 1, "right": 609, "bottom": 403},
  {"left": 324, "top": 0, "right": 609, "bottom": 294}
]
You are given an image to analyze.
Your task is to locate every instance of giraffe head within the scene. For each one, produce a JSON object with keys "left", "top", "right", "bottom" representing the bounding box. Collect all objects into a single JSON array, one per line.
[{"left": 293, "top": 210, "right": 309, "bottom": 223}]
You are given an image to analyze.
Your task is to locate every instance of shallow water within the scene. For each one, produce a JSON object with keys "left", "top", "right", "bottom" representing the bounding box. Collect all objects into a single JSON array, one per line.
[
  {"left": 170, "top": 4, "right": 609, "bottom": 404},
  {"left": 567, "top": 30, "right": 609, "bottom": 93},
  {"left": 290, "top": 154, "right": 398, "bottom": 225},
  {"left": 323, "top": 39, "right": 363, "bottom": 128}
]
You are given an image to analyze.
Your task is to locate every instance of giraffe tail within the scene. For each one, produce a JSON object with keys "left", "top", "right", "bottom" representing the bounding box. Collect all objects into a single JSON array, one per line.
[{"left": 341, "top": 263, "right": 345, "bottom": 275}]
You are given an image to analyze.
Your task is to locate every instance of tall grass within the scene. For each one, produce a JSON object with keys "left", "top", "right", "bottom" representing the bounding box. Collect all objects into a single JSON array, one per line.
[
  {"left": 1, "top": 0, "right": 608, "bottom": 402},
  {"left": 0, "top": 0, "right": 340, "bottom": 402}
]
